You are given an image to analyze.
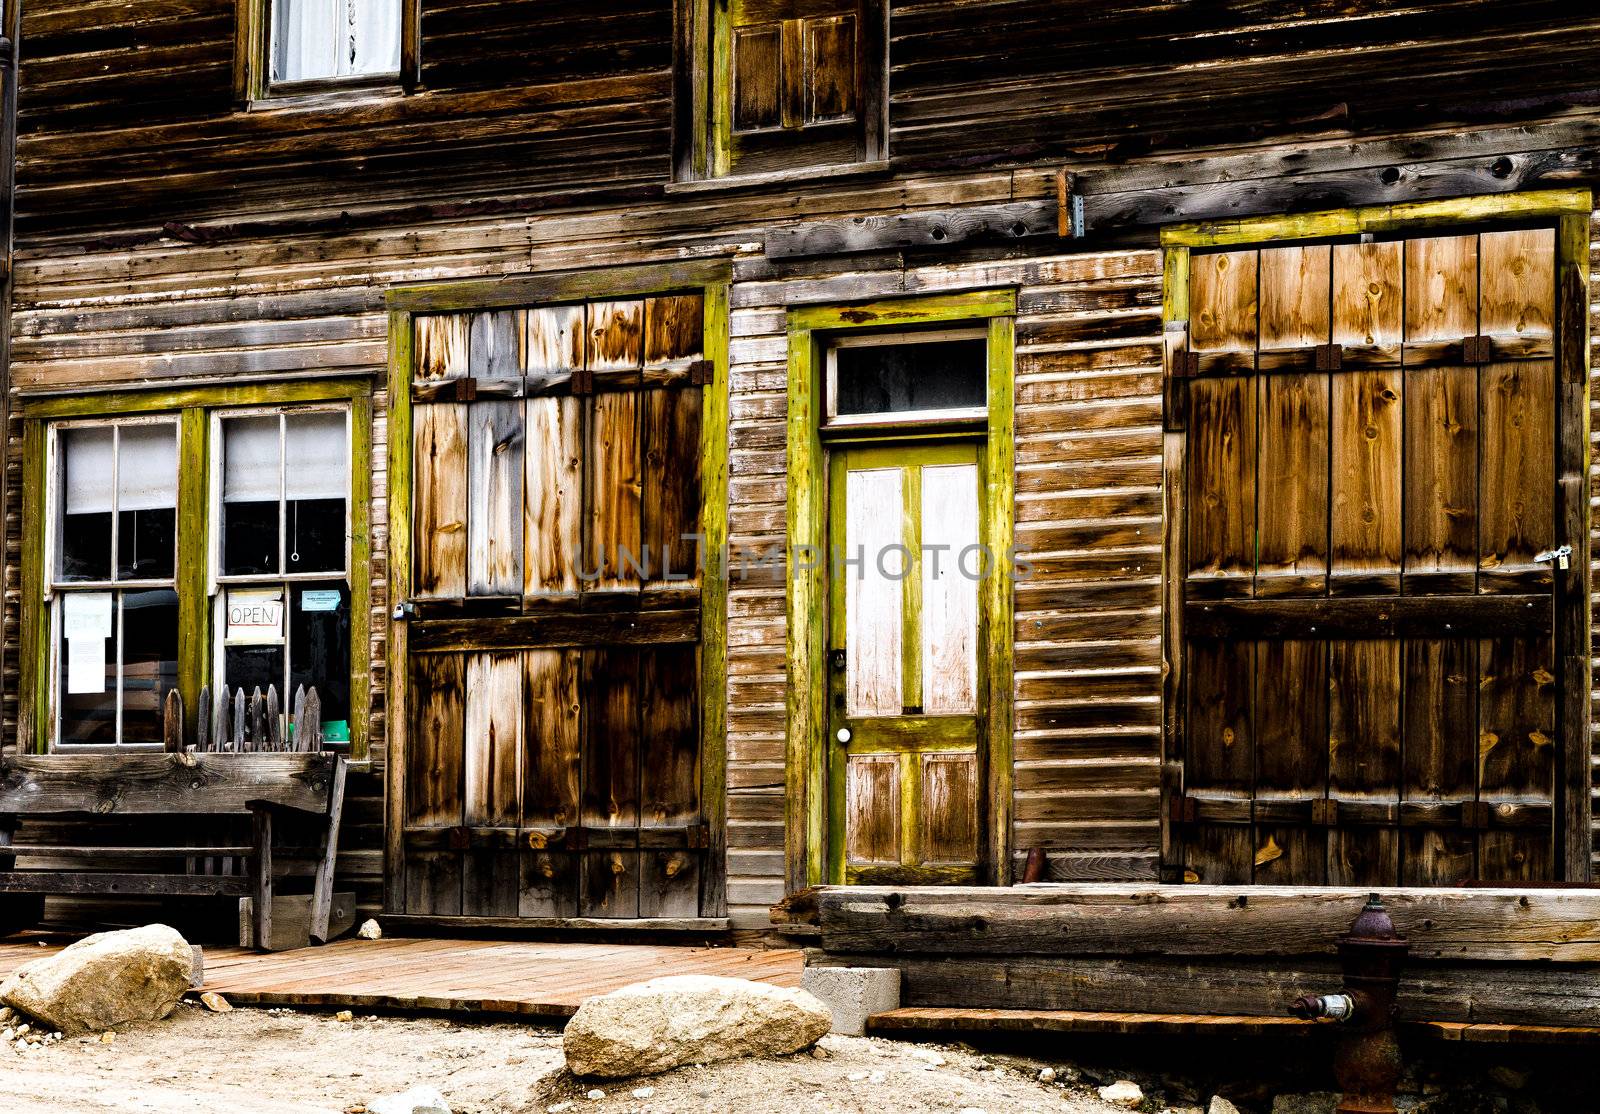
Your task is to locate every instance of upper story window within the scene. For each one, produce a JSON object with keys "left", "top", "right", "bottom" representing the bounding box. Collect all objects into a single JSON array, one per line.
[
  {"left": 678, "top": 0, "right": 888, "bottom": 182},
  {"left": 236, "top": 0, "right": 418, "bottom": 102},
  {"left": 271, "top": 0, "right": 401, "bottom": 84}
]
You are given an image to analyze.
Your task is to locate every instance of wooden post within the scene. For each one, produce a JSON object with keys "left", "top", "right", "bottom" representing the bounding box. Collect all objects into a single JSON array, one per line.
[
  {"left": 196, "top": 686, "right": 211, "bottom": 752},
  {"left": 309, "top": 758, "right": 348, "bottom": 944},
  {"left": 251, "top": 806, "right": 273, "bottom": 951},
  {"left": 162, "top": 689, "right": 185, "bottom": 753}
]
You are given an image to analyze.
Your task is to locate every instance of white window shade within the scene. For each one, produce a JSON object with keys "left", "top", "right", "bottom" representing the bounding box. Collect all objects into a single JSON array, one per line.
[
  {"left": 284, "top": 412, "right": 348, "bottom": 501},
  {"left": 115, "top": 424, "right": 178, "bottom": 512},
  {"left": 62, "top": 427, "right": 114, "bottom": 516},
  {"left": 224, "top": 417, "right": 282, "bottom": 503}
]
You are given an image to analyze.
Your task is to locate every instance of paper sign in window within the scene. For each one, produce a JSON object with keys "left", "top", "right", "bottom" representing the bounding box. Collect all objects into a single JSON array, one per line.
[
  {"left": 227, "top": 588, "right": 284, "bottom": 644},
  {"left": 62, "top": 594, "right": 113, "bottom": 696},
  {"left": 62, "top": 592, "right": 113, "bottom": 640},
  {"left": 300, "top": 588, "right": 342, "bottom": 612}
]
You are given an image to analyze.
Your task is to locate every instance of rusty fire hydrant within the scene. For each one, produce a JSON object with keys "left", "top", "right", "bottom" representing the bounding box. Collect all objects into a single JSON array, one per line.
[{"left": 1288, "top": 893, "right": 1410, "bottom": 1114}]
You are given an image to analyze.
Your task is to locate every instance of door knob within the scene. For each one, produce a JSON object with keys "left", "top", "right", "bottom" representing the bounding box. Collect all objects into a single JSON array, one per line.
[{"left": 836, "top": 728, "right": 851, "bottom": 743}]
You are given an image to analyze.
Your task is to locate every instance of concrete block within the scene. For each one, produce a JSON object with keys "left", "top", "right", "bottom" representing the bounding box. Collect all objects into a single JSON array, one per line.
[{"left": 801, "top": 965, "right": 901, "bottom": 1036}]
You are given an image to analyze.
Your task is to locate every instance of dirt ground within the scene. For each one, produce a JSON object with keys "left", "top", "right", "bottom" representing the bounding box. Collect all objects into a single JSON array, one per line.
[{"left": 1, "top": 1002, "right": 1143, "bottom": 1114}]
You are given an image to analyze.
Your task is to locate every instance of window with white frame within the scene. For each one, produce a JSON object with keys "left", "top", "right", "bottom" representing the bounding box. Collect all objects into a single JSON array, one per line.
[
  {"left": 823, "top": 328, "right": 989, "bottom": 431},
  {"left": 214, "top": 409, "right": 353, "bottom": 745},
  {"left": 270, "top": 0, "right": 402, "bottom": 86},
  {"left": 50, "top": 420, "right": 180, "bottom": 747}
]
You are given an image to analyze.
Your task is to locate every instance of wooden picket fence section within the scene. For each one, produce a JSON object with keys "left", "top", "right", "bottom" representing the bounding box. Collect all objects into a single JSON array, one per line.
[{"left": 161, "top": 685, "right": 326, "bottom": 753}]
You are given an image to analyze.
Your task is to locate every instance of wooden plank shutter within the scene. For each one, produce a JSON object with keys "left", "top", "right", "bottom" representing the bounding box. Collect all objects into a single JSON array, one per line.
[
  {"left": 727, "top": 0, "right": 877, "bottom": 176},
  {"left": 1174, "top": 227, "right": 1566, "bottom": 887},
  {"left": 402, "top": 295, "right": 711, "bottom": 921}
]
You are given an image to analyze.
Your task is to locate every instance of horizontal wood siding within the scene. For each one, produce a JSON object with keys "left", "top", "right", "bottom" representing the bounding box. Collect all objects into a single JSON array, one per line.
[{"left": 13, "top": 4, "right": 1600, "bottom": 236}]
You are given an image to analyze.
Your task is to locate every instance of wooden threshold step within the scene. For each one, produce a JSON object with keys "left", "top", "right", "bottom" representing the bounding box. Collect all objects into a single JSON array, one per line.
[{"left": 868, "top": 1009, "right": 1600, "bottom": 1046}]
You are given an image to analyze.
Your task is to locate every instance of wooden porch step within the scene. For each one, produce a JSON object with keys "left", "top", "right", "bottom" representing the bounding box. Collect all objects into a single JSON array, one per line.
[{"left": 867, "top": 1008, "right": 1600, "bottom": 1045}]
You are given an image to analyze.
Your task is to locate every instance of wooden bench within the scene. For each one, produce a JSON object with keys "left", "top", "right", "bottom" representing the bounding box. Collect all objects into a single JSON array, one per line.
[{"left": 0, "top": 751, "right": 347, "bottom": 951}]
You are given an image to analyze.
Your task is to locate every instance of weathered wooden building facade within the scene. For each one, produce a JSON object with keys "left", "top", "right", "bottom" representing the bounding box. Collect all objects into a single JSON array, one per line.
[{"left": 3, "top": 0, "right": 1600, "bottom": 940}]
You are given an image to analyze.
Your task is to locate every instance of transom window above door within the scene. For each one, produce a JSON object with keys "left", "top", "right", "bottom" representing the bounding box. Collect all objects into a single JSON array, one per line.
[{"left": 824, "top": 328, "right": 988, "bottom": 431}]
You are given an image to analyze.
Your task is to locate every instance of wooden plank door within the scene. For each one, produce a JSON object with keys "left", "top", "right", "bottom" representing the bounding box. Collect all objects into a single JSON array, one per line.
[
  {"left": 826, "top": 442, "right": 985, "bottom": 883},
  {"left": 1176, "top": 228, "right": 1570, "bottom": 886},
  {"left": 401, "top": 295, "right": 712, "bottom": 921}
]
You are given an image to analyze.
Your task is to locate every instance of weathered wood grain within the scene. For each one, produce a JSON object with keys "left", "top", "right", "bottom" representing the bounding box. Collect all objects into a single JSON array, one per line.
[
  {"left": 0, "top": 753, "right": 338, "bottom": 816},
  {"left": 809, "top": 884, "right": 1600, "bottom": 963}
]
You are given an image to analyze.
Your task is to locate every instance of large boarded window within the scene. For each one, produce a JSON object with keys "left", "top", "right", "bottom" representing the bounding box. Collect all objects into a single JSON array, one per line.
[
  {"left": 402, "top": 296, "right": 712, "bottom": 919},
  {"left": 1172, "top": 228, "right": 1570, "bottom": 886},
  {"left": 680, "top": 0, "right": 888, "bottom": 180}
]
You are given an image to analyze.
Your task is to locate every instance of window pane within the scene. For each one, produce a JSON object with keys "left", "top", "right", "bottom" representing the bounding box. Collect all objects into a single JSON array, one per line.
[
  {"left": 226, "top": 644, "right": 286, "bottom": 706},
  {"left": 273, "top": 0, "right": 402, "bottom": 83},
  {"left": 285, "top": 412, "right": 348, "bottom": 572},
  {"left": 290, "top": 582, "right": 351, "bottom": 735},
  {"left": 833, "top": 338, "right": 987, "bottom": 419},
  {"left": 223, "top": 417, "right": 282, "bottom": 575},
  {"left": 60, "top": 427, "right": 113, "bottom": 582},
  {"left": 115, "top": 423, "right": 178, "bottom": 581},
  {"left": 58, "top": 592, "right": 117, "bottom": 745},
  {"left": 120, "top": 589, "right": 180, "bottom": 746}
]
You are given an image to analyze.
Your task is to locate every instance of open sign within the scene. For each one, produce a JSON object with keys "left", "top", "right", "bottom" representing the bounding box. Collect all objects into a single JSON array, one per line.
[{"left": 227, "top": 589, "right": 284, "bottom": 644}]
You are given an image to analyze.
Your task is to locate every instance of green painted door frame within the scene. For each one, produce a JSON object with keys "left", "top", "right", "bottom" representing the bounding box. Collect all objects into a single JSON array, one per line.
[{"left": 785, "top": 290, "right": 1017, "bottom": 890}]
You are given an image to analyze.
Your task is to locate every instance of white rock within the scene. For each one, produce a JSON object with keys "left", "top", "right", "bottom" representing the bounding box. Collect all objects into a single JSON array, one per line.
[
  {"left": 1209, "top": 1098, "right": 1243, "bottom": 1114},
  {"left": 1039, "top": 1067, "right": 1057, "bottom": 1083},
  {"left": 847, "top": 1072, "right": 869, "bottom": 1082},
  {"left": 546, "top": 1104, "right": 574, "bottom": 1113},
  {"left": 584, "top": 1089, "right": 605, "bottom": 1100},
  {"left": 0, "top": 925, "right": 196, "bottom": 1036},
  {"left": 358, "top": 919, "right": 383, "bottom": 941},
  {"left": 367, "top": 1084, "right": 451, "bottom": 1114},
  {"left": 561, "top": 975, "right": 832, "bottom": 1078},
  {"left": 1099, "top": 1081, "right": 1145, "bottom": 1108},
  {"left": 631, "top": 1087, "right": 655, "bottom": 1099}
]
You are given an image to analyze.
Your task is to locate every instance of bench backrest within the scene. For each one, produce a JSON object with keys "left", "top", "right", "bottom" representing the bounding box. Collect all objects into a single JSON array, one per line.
[{"left": 0, "top": 752, "right": 338, "bottom": 817}]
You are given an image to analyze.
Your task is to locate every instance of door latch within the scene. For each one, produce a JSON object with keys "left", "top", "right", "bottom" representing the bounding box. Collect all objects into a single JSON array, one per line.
[
  {"left": 1534, "top": 545, "right": 1572, "bottom": 570},
  {"left": 828, "top": 649, "right": 846, "bottom": 671}
]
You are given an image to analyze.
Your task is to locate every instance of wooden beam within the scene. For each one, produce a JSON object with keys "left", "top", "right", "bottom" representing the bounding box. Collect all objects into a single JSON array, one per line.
[
  {"left": 812, "top": 884, "right": 1600, "bottom": 963},
  {"left": 813, "top": 952, "right": 1600, "bottom": 1028},
  {"left": 0, "top": 753, "right": 338, "bottom": 815},
  {"left": 764, "top": 201, "right": 1058, "bottom": 258},
  {"left": 0, "top": 871, "right": 252, "bottom": 896}
]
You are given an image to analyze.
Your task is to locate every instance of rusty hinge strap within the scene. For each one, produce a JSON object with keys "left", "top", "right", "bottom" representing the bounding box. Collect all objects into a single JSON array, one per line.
[
  {"left": 1314, "top": 343, "right": 1343, "bottom": 372},
  {"left": 1311, "top": 798, "right": 1339, "bottom": 826},
  {"left": 1461, "top": 335, "right": 1493, "bottom": 364},
  {"left": 688, "top": 359, "right": 715, "bottom": 386},
  {"left": 570, "top": 367, "right": 595, "bottom": 395}
]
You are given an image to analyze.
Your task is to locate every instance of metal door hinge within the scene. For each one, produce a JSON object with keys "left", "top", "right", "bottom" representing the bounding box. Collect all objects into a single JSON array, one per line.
[{"left": 1534, "top": 544, "right": 1572, "bottom": 570}]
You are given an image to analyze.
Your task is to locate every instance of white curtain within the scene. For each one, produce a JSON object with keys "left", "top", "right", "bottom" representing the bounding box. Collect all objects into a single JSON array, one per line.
[
  {"left": 224, "top": 417, "right": 282, "bottom": 504},
  {"left": 273, "top": 0, "right": 400, "bottom": 82},
  {"left": 349, "top": 0, "right": 402, "bottom": 77},
  {"left": 284, "top": 412, "right": 348, "bottom": 501}
]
